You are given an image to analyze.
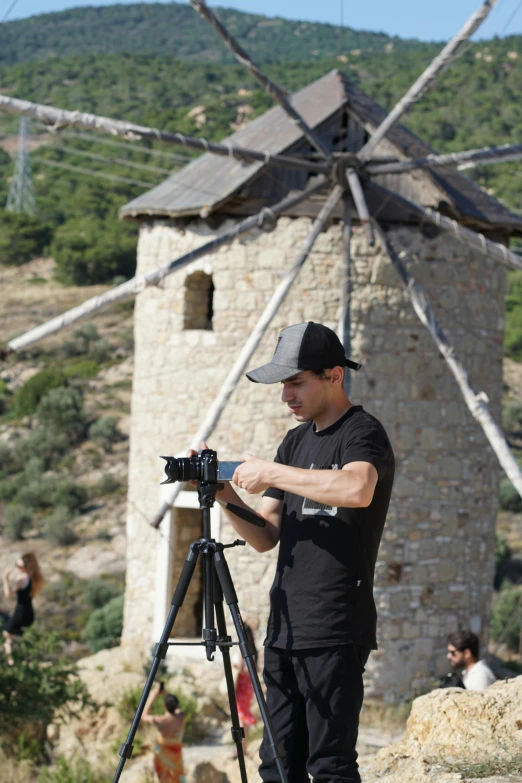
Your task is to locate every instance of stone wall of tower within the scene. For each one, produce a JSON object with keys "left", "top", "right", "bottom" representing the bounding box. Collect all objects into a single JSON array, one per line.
[{"left": 123, "top": 214, "right": 504, "bottom": 698}]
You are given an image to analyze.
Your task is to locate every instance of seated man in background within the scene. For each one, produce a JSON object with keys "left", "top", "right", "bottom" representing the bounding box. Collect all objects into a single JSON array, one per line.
[{"left": 447, "top": 630, "right": 496, "bottom": 691}]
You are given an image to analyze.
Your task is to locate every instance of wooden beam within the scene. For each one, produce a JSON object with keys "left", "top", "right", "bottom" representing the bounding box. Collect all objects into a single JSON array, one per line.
[
  {"left": 366, "top": 142, "right": 522, "bottom": 175},
  {"left": 367, "top": 180, "right": 522, "bottom": 272},
  {"left": 188, "top": 0, "right": 330, "bottom": 160},
  {"left": 358, "top": 0, "right": 499, "bottom": 161},
  {"left": 338, "top": 196, "right": 353, "bottom": 396},
  {"left": 0, "top": 93, "right": 331, "bottom": 175},
  {"left": 3, "top": 177, "right": 329, "bottom": 356},
  {"left": 151, "top": 184, "right": 344, "bottom": 528},
  {"left": 346, "top": 168, "right": 375, "bottom": 245},
  {"left": 373, "top": 218, "right": 522, "bottom": 502}
]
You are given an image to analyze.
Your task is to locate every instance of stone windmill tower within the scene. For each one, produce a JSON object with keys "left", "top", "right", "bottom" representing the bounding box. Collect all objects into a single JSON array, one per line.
[
  {"left": 116, "top": 66, "right": 521, "bottom": 697},
  {"left": 3, "top": 0, "right": 522, "bottom": 699}
]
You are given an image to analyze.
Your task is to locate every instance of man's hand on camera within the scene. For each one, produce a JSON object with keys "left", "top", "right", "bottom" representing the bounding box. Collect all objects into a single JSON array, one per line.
[{"left": 233, "top": 454, "right": 272, "bottom": 494}]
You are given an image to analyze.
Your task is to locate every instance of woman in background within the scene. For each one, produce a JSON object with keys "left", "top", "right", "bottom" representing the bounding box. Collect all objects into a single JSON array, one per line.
[
  {"left": 142, "top": 683, "right": 186, "bottom": 783},
  {"left": 2, "top": 552, "right": 44, "bottom": 663}
]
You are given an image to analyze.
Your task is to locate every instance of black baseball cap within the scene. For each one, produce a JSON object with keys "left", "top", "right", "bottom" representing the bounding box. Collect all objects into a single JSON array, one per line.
[{"left": 246, "top": 322, "right": 361, "bottom": 384}]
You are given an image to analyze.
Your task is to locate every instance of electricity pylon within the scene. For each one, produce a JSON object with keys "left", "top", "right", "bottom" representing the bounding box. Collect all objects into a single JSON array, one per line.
[{"left": 6, "top": 117, "right": 36, "bottom": 216}]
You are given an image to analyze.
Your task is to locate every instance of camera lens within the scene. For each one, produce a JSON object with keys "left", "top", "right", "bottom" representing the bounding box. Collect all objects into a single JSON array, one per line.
[
  {"left": 178, "top": 457, "right": 201, "bottom": 482},
  {"left": 161, "top": 456, "right": 202, "bottom": 484}
]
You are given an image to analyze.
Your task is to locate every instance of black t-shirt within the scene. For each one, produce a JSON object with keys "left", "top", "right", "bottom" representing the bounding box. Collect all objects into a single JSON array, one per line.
[{"left": 263, "top": 405, "right": 394, "bottom": 650}]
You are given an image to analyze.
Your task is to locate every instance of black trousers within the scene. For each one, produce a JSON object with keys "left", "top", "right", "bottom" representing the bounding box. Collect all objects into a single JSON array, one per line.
[{"left": 259, "top": 644, "right": 370, "bottom": 783}]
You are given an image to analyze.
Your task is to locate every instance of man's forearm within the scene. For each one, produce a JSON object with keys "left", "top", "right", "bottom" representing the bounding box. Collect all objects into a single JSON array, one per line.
[{"left": 267, "top": 463, "right": 369, "bottom": 508}]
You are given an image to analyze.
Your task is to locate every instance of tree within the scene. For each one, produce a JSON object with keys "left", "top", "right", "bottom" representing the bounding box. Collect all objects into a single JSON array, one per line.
[
  {"left": 0, "top": 629, "right": 95, "bottom": 741},
  {"left": 0, "top": 210, "right": 52, "bottom": 266},
  {"left": 51, "top": 217, "right": 136, "bottom": 285}
]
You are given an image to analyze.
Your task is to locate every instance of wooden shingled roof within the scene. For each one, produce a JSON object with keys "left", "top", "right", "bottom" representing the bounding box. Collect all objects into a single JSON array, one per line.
[{"left": 120, "top": 69, "right": 522, "bottom": 234}]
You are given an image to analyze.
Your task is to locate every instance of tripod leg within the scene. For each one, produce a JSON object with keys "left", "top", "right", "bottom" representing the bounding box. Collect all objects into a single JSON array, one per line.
[
  {"left": 214, "top": 548, "right": 289, "bottom": 783},
  {"left": 214, "top": 570, "right": 248, "bottom": 783},
  {"left": 112, "top": 542, "right": 200, "bottom": 783}
]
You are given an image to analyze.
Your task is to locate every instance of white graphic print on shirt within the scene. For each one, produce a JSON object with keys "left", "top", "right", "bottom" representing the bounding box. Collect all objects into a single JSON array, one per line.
[{"left": 301, "top": 463, "right": 339, "bottom": 517}]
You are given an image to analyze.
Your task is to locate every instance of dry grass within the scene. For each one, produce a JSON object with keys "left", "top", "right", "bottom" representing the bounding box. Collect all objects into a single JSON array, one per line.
[
  {"left": 0, "top": 749, "right": 33, "bottom": 783},
  {"left": 441, "top": 754, "right": 522, "bottom": 779}
]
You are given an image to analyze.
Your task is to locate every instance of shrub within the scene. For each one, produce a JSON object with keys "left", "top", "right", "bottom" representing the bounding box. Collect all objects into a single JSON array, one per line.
[
  {"left": 23, "top": 456, "right": 45, "bottom": 482},
  {"left": 0, "top": 442, "right": 13, "bottom": 472},
  {"left": 505, "top": 270, "right": 522, "bottom": 362},
  {"left": 85, "top": 579, "right": 121, "bottom": 610},
  {"left": 38, "top": 757, "right": 107, "bottom": 783},
  {"left": 177, "top": 690, "right": 202, "bottom": 743},
  {"left": 50, "top": 479, "right": 87, "bottom": 511},
  {"left": 96, "top": 473, "right": 122, "bottom": 496},
  {"left": 503, "top": 401, "right": 522, "bottom": 434},
  {"left": 64, "top": 360, "right": 100, "bottom": 379},
  {"left": 4, "top": 504, "right": 32, "bottom": 540},
  {"left": 0, "top": 380, "right": 10, "bottom": 415},
  {"left": 0, "top": 479, "right": 16, "bottom": 502},
  {"left": 117, "top": 684, "right": 163, "bottom": 722},
  {"left": 494, "top": 532, "right": 512, "bottom": 589},
  {"left": 36, "top": 387, "right": 86, "bottom": 441},
  {"left": 13, "top": 369, "right": 67, "bottom": 418},
  {"left": 52, "top": 217, "right": 136, "bottom": 285},
  {"left": 0, "top": 627, "right": 95, "bottom": 738},
  {"left": 16, "top": 478, "right": 54, "bottom": 509},
  {"left": 88, "top": 416, "right": 120, "bottom": 451},
  {"left": 72, "top": 324, "right": 99, "bottom": 353},
  {"left": 13, "top": 428, "right": 70, "bottom": 468},
  {"left": 499, "top": 477, "right": 522, "bottom": 513},
  {"left": 44, "top": 507, "right": 78, "bottom": 546},
  {"left": 83, "top": 594, "right": 124, "bottom": 653},
  {"left": 89, "top": 338, "right": 111, "bottom": 364},
  {"left": 0, "top": 210, "right": 52, "bottom": 266},
  {"left": 490, "top": 583, "right": 522, "bottom": 651}
]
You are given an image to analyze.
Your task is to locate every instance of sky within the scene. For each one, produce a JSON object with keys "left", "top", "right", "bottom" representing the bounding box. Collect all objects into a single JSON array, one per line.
[{"left": 3, "top": 0, "right": 522, "bottom": 41}]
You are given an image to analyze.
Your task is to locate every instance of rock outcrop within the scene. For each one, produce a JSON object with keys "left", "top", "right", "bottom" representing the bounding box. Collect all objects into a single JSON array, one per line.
[{"left": 365, "top": 676, "right": 522, "bottom": 783}]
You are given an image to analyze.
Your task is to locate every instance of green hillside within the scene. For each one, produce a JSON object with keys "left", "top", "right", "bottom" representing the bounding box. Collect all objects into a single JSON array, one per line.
[
  {"left": 0, "top": 2, "right": 432, "bottom": 67},
  {"left": 0, "top": 12, "right": 520, "bottom": 338}
]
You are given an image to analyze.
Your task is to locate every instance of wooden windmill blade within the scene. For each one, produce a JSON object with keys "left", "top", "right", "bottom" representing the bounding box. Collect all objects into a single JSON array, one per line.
[
  {"left": 367, "top": 142, "right": 522, "bottom": 175},
  {"left": 345, "top": 167, "right": 375, "bottom": 246},
  {"left": 0, "top": 93, "right": 329, "bottom": 175},
  {"left": 188, "top": 0, "right": 331, "bottom": 160},
  {"left": 358, "top": 0, "right": 499, "bottom": 161}
]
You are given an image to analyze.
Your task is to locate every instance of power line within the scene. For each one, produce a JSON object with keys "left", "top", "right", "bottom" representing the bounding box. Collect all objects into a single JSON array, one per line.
[
  {"left": 64, "top": 131, "right": 194, "bottom": 164},
  {"left": 500, "top": 0, "right": 522, "bottom": 34},
  {"left": 33, "top": 157, "right": 156, "bottom": 188},
  {"left": 54, "top": 143, "right": 174, "bottom": 176},
  {"left": 1, "top": 0, "right": 20, "bottom": 23}
]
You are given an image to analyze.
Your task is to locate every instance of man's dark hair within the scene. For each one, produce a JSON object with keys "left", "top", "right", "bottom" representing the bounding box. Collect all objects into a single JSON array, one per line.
[
  {"left": 310, "top": 367, "right": 343, "bottom": 380},
  {"left": 447, "top": 630, "right": 480, "bottom": 659},
  {"left": 164, "top": 693, "right": 180, "bottom": 714}
]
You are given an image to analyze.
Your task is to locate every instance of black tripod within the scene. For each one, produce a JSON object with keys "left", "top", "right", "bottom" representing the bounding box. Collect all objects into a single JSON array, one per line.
[{"left": 112, "top": 452, "right": 288, "bottom": 783}]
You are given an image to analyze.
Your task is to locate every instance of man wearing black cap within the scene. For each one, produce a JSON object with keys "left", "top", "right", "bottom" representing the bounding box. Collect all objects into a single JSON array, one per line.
[{"left": 202, "top": 322, "right": 395, "bottom": 783}]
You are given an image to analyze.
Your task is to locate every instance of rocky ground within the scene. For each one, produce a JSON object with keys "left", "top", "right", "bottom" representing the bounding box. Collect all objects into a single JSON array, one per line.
[{"left": 43, "top": 643, "right": 522, "bottom": 783}]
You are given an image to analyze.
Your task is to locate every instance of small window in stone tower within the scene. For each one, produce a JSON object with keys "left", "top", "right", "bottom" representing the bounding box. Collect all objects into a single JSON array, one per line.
[{"left": 184, "top": 271, "right": 214, "bottom": 330}]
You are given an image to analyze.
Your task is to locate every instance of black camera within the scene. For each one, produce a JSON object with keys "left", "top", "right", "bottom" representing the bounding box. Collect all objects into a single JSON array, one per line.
[{"left": 161, "top": 449, "right": 240, "bottom": 484}]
